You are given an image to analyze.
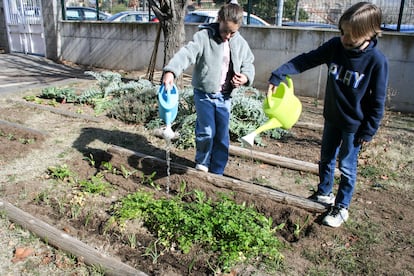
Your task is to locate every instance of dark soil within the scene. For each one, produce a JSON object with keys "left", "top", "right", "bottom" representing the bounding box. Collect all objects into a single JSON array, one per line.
[{"left": 1, "top": 82, "right": 413, "bottom": 275}]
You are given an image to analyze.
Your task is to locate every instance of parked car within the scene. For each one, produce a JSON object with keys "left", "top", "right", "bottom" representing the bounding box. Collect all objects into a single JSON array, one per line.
[
  {"left": 381, "top": 23, "right": 414, "bottom": 33},
  {"left": 65, "top": 6, "right": 111, "bottom": 21},
  {"left": 105, "top": 11, "right": 157, "bottom": 22},
  {"left": 184, "top": 10, "right": 270, "bottom": 26}
]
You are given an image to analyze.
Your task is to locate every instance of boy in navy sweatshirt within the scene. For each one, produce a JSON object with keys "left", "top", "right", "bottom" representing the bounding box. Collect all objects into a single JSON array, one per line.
[{"left": 268, "top": 2, "right": 388, "bottom": 227}]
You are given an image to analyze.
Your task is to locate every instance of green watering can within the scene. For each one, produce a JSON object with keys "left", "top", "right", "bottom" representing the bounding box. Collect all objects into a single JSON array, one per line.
[{"left": 241, "top": 76, "right": 302, "bottom": 147}]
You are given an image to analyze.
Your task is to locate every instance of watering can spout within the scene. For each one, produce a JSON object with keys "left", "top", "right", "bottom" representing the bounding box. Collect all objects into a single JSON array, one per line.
[
  {"left": 241, "top": 118, "right": 283, "bottom": 147},
  {"left": 241, "top": 76, "right": 302, "bottom": 147}
]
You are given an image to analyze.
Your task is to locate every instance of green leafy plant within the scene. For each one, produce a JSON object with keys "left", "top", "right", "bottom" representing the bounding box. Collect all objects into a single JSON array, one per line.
[
  {"left": 107, "top": 82, "right": 158, "bottom": 123},
  {"left": 111, "top": 189, "right": 284, "bottom": 273},
  {"left": 47, "top": 164, "right": 73, "bottom": 181},
  {"left": 78, "top": 173, "right": 112, "bottom": 195},
  {"left": 40, "top": 86, "right": 77, "bottom": 103}
]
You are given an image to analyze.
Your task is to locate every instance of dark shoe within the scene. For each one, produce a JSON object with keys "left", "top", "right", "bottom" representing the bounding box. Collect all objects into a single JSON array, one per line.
[{"left": 309, "top": 191, "right": 335, "bottom": 205}]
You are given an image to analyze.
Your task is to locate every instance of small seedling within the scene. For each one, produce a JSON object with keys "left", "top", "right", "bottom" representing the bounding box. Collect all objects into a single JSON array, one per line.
[
  {"left": 78, "top": 173, "right": 111, "bottom": 195},
  {"left": 294, "top": 215, "right": 311, "bottom": 239},
  {"left": 120, "top": 165, "right": 137, "bottom": 179},
  {"left": 84, "top": 210, "right": 93, "bottom": 227},
  {"left": 127, "top": 234, "right": 137, "bottom": 249},
  {"left": 142, "top": 238, "right": 164, "bottom": 264},
  {"left": 23, "top": 95, "right": 37, "bottom": 101},
  {"left": 47, "top": 164, "right": 72, "bottom": 181},
  {"left": 101, "top": 161, "right": 117, "bottom": 174},
  {"left": 83, "top": 153, "right": 96, "bottom": 167},
  {"left": 34, "top": 190, "right": 50, "bottom": 205},
  {"left": 18, "top": 138, "right": 35, "bottom": 144},
  {"left": 142, "top": 172, "right": 159, "bottom": 190}
]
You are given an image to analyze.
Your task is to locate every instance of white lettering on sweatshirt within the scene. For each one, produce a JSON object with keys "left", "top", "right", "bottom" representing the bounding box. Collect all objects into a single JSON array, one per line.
[{"left": 329, "top": 63, "right": 365, "bottom": 88}]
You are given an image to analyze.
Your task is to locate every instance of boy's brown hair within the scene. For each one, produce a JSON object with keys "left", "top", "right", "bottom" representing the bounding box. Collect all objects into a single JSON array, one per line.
[{"left": 339, "top": 2, "right": 382, "bottom": 40}]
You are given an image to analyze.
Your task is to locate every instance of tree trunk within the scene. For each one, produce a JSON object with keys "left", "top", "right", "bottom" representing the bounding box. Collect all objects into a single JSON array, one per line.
[
  {"left": 161, "top": 0, "right": 187, "bottom": 65},
  {"left": 148, "top": 0, "right": 187, "bottom": 82}
]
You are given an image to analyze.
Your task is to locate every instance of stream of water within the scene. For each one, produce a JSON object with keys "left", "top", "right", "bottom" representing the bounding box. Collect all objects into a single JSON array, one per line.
[{"left": 165, "top": 138, "right": 172, "bottom": 194}]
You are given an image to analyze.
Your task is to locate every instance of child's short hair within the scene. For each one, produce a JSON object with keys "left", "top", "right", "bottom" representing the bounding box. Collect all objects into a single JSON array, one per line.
[
  {"left": 339, "top": 2, "right": 382, "bottom": 39},
  {"left": 218, "top": 1, "right": 243, "bottom": 25}
]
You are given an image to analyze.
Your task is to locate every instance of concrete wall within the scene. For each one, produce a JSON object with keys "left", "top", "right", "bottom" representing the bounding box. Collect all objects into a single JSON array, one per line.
[
  {"left": 41, "top": 0, "right": 61, "bottom": 61},
  {"left": 60, "top": 22, "right": 414, "bottom": 113},
  {"left": 0, "top": 0, "right": 412, "bottom": 112}
]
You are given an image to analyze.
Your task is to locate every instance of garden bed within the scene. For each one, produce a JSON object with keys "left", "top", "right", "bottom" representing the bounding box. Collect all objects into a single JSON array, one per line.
[{"left": 0, "top": 79, "right": 413, "bottom": 275}]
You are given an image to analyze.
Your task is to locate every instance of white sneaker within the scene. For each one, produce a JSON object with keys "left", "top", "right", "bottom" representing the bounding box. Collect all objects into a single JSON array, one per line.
[
  {"left": 322, "top": 206, "right": 349, "bottom": 228},
  {"left": 195, "top": 164, "right": 208, "bottom": 172}
]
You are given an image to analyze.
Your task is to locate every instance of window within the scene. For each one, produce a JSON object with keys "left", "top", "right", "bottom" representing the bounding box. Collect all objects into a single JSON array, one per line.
[
  {"left": 66, "top": 10, "right": 81, "bottom": 20},
  {"left": 84, "top": 10, "right": 97, "bottom": 20}
]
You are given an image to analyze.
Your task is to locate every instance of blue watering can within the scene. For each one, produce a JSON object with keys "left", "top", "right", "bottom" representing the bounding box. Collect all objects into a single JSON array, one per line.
[{"left": 158, "top": 84, "right": 179, "bottom": 140}]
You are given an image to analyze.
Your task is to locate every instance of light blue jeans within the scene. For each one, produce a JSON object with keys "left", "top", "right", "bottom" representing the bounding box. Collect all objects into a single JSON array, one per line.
[
  {"left": 317, "top": 121, "right": 362, "bottom": 209},
  {"left": 193, "top": 89, "right": 231, "bottom": 175}
]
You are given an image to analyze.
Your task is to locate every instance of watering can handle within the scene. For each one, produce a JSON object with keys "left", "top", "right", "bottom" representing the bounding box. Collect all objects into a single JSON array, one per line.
[{"left": 286, "top": 76, "right": 294, "bottom": 92}]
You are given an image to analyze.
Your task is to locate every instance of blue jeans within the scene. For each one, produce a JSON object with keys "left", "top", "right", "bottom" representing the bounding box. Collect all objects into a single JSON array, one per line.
[
  {"left": 193, "top": 89, "right": 231, "bottom": 175},
  {"left": 318, "top": 121, "right": 361, "bottom": 209}
]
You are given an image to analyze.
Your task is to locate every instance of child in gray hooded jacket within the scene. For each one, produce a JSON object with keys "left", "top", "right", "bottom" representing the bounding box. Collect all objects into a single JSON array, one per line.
[{"left": 163, "top": 1, "right": 255, "bottom": 175}]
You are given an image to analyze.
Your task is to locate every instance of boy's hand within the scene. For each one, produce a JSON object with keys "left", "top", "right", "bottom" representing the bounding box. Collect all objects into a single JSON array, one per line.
[
  {"left": 231, "top": 73, "right": 248, "bottom": 87},
  {"left": 163, "top": 72, "right": 175, "bottom": 86},
  {"left": 268, "top": 83, "right": 277, "bottom": 93}
]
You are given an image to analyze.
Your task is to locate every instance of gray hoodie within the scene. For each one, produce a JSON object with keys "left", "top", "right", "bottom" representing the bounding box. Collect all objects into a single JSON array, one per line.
[{"left": 163, "top": 23, "right": 255, "bottom": 93}]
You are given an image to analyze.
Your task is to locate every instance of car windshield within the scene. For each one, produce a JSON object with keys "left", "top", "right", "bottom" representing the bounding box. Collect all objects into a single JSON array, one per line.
[
  {"left": 184, "top": 11, "right": 269, "bottom": 26},
  {"left": 106, "top": 11, "right": 156, "bottom": 22},
  {"left": 106, "top": 13, "right": 124, "bottom": 21},
  {"left": 184, "top": 14, "right": 209, "bottom": 23},
  {"left": 65, "top": 7, "right": 109, "bottom": 21}
]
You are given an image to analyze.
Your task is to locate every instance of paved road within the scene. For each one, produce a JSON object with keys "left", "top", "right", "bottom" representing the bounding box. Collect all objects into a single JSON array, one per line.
[{"left": 0, "top": 53, "right": 88, "bottom": 95}]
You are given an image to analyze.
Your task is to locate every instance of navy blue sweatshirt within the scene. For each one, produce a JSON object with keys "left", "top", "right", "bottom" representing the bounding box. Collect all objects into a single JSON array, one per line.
[{"left": 269, "top": 37, "right": 388, "bottom": 142}]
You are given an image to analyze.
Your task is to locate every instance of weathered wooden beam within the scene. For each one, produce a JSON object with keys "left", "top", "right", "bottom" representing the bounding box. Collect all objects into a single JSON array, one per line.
[
  {"left": 295, "top": 121, "right": 324, "bottom": 131},
  {"left": 108, "top": 145, "right": 327, "bottom": 213},
  {"left": 0, "top": 119, "right": 48, "bottom": 137},
  {"left": 229, "top": 144, "right": 341, "bottom": 177},
  {"left": 0, "top": 199, "right": 147, "bottom": 276},
  {"left": 6, "top": 99, "right": 103, "bottom": 123}
]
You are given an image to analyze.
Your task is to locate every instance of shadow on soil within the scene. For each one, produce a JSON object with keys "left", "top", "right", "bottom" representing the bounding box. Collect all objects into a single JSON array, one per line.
[{"left": 72, "top": 127, "right": 194, "bottom": 181}]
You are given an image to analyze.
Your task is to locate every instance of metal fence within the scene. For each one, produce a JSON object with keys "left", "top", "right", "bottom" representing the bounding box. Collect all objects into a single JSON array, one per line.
[{"left": 292, "top": 0, "right": 413, "bottom": 25}]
